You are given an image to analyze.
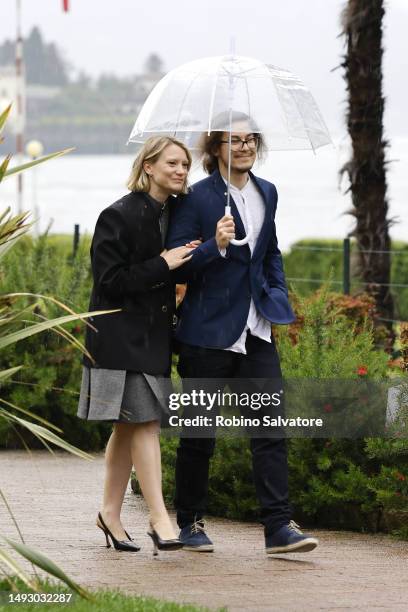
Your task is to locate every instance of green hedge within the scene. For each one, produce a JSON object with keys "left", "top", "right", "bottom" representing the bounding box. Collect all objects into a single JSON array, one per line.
[
  {"left": 1, "top": 233, "right": 407, "bottom": 537},
  {"left": 154, "top": 288, "right": 408, "bottom": 537},
  {"left": 0, "top": 232, "right": 109, "bottom": 450},
  {"left": 283, "top": 239, "right": 408, "bottom": 321},
  {"left": 155, "top": 436, "right": 408, "bottom": 537}
]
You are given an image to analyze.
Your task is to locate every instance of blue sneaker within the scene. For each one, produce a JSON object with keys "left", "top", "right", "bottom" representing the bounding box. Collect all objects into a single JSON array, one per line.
[
  {"left": 265, "top": 521, "right": 318, "bottom": 554},
  {"left": 179, "top": 520, "right": 214, "bottom": 552}
]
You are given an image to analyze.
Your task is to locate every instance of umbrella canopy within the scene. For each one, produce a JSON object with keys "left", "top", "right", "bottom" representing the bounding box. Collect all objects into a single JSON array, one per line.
[{"left": 128, "top": 54, "right": 332, "bottom": 152}]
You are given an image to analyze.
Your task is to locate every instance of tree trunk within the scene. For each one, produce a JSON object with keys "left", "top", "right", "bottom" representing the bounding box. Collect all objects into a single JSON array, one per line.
[{"left": 341, "top": 0, "right": 394, "bottom": 329}]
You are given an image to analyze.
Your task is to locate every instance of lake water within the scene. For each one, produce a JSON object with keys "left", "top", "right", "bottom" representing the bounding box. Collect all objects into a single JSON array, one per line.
[{"left": 2, "top": 137, "right": 407, "bottom": 252}]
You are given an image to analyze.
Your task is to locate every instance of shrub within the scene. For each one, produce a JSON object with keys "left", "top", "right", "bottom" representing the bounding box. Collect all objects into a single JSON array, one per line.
[
  {"left": 275, "top": 284, "right": 389, "bottom": 378},
  {"left": 0, "top": 231, "right": 110, "bottom": 450},
  {"left": 158, "top": 287, "right": 408, "bottom": 536},
  {"left": 283, "top": 239, "right": 408, "bottom": 321}
]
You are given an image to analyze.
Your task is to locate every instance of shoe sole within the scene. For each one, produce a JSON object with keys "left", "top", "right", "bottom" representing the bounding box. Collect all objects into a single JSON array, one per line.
[
  {"left": 266, "top": 538, "right": 318, "bottom": 554},
  {"left": 182, "top": 544, "right": 214, "bottom": 552},
  {"left": 159, "top": 543, "right": 185, "bottom": 551}
]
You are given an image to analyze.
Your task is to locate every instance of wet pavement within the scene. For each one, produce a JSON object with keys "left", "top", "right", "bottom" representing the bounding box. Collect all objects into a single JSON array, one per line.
[{"left": 1, "top": 450, "right": 407, "bottom": 611}]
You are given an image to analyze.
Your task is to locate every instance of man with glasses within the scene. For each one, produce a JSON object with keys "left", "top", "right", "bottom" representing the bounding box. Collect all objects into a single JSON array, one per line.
[{"left": 166, "top": 112, "right": 319, "bottom": 555}]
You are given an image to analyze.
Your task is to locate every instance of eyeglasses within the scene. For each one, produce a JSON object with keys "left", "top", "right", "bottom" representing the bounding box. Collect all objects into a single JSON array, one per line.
[{"left": 219, "top": 136, "right": 259, "bottom": 151}]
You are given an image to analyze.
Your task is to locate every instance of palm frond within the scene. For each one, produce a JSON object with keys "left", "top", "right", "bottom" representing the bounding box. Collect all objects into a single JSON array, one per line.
[
  {"left": 3, "top": 412, "right": 94, "bottom": 460},
  {"left": 0, "top": 309, "right": 117, "bottom": 350},
  {"left": 4, "top": 293, "right": 100, "bottom": 332},
  {"left": 4, "top": 148, "right": 75, "bottom": 180},
  {"left": 0, "top": 398, "right": 63, "bottom": 433}
]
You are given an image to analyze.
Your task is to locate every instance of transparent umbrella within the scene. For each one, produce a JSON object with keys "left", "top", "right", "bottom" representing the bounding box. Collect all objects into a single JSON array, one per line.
[{"left": 128, "top": 54, "right": 332, "bottom": 245}]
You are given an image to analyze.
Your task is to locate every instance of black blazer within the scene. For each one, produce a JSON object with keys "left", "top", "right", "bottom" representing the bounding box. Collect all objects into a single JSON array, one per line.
[{"left": 83, "top": 191, "right": 175, "bottom": 374}]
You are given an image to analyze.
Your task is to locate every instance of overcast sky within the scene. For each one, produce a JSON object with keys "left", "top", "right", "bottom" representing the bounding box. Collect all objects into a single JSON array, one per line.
[{"left": 1, "top": 0, "right": 408, "bottom": 137}]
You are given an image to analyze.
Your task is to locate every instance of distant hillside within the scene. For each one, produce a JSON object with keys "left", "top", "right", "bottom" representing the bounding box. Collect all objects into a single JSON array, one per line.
[
  {"left": 0, "top": 27, "right": 163, "bottom": 154},
  {"left": 0, "top": 26, "right": 69, "bottom": 86}
]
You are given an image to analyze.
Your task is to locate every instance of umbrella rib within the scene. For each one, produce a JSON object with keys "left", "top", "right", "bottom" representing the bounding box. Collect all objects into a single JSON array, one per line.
[
  {"left": 267, "top": 71, "right": 292, "bottom": 142},
  {"left": 290, "top": 87, "right": 332, "bottom": 149},
  {"left": 244, "top": 75, "right": 251, "bottom": 128},
  {"left": 173, "top": 64, "right": 209, "bottom": 137},
  {"left": 267, "top": 64, "right": 329, "bottom": 151},
  {"left": 207, "top": 56, "right": 225, "bottom": 134},
  {"left": 286, "top": 86, "right": 316, "bottom": 153}
]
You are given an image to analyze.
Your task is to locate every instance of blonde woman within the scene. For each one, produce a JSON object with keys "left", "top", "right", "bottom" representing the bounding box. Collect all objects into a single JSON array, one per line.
[{"left": 77, "top": 136, "right": 196, "bottom": 554}]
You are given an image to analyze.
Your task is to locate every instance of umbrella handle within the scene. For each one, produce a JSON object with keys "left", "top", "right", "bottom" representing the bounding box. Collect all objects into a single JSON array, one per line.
[
  {"left": 225, "top": 205, "right": 252, "bottom": 246},
  {"left": 230, "top": 235, "right": 251, "bottom": 246}
]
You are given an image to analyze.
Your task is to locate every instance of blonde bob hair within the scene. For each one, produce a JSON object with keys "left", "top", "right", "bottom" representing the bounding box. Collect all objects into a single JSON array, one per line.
[{"left": 127, "top": 136, "right": 192, "bottom": 194}]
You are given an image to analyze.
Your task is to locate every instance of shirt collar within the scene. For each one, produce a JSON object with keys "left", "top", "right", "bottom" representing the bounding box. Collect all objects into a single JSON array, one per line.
[{"left": 221, "top": 175, "right": 251, "bottom": 194}]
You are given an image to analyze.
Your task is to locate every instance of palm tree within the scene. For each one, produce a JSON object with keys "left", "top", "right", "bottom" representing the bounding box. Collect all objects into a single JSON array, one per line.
[{"left": 340, "top": 0, "right": 394, "bottom": 329}]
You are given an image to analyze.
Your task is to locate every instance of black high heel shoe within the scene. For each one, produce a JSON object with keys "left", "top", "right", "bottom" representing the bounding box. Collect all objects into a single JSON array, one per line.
[
  {"left": 147, "top": 524, "right": 184, "bottom": 556},
  {"left": 97, "top": 512, "right": 140, "bottom": 552}
]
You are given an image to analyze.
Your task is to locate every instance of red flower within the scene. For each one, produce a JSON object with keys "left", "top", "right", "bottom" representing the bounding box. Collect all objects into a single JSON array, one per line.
[
  {"left": 357, "top": 365, "right": 368, "bottom": 376},
  {"left": 323, "top": 403, "right": 333, "bottom": 413},
  {"left": 395, "top": 472, "right": 406, "bottom": 482}
]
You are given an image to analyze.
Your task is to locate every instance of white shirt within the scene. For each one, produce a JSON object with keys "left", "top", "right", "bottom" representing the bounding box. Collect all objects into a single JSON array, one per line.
[{"left": 221, "top": 177, "right": 272, "bottom": 354}]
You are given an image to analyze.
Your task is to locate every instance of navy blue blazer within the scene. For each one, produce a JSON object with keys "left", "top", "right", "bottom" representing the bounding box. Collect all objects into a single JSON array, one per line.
[{"left": 166, "top": 169, "right": 295, "bottom": 348}]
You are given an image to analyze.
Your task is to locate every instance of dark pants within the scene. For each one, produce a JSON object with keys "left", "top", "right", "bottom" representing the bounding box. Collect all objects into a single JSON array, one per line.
[{"left": 175, "top": 332, "right": 291, "bottom": 536}]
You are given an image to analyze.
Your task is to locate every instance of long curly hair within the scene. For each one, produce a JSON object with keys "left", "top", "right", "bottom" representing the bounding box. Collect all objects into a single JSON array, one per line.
[{"left": 199, "top": 111, "right": 267, "bottom": 174}]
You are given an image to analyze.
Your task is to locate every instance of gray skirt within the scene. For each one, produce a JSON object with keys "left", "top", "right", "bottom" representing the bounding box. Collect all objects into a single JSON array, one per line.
[{"left": 77, "top": 367, "right": 167, "bottom": 423}]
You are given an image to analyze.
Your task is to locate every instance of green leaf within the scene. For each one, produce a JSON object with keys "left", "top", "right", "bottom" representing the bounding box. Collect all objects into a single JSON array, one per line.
[
  {"left": 3, "top": 538, "right": 94, "bottom": 600},
  {"left": 0, "top": 366, "right": 23, "bottom": 382},
  {"left": 4, "top": 293, "right": 100, "bottom": 332},
  {"left": 0, "top": 546, "right": 38, "bottom": 590},
  {"left": 0, "top": 209, "right": 32, "bottom": 260},
  {"left": 0, "top": 309, "right": 118, "bottom": 350},
  {"left": 0, "top": 398, "right": 63, "bottom": 433},
  {"left": 0, "top": 229, "right": 31, "bottom": 260},
  {"left": 0, "top": 104, "right": 12, "bottom": 133},
  {"left": 45, "top": 322, "right": 94, "bottom": 362},
  {"left": 0, "top": 155, "right": 11, "bottom": 183},
  {"left": 0, "top": 207, "right": 12, "bottom": 224},
  {"left": 0, "top": 304, "right": 38, "bottom": 331},
  {"left": 3, "top": 148, "right": 75, "bottom": 179},
  {"left": 3, "top": 413, "right": 94, "bottom": 460}
]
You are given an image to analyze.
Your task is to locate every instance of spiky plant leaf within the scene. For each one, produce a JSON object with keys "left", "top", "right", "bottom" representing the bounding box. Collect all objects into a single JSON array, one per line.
[
  {"left": 0, "top": 366, "right": 23, "bottom": 382},
  {"left": 0, "top": 546, "right": 37, "bottom": 590},
  {"left": 4, "top": 148, "right": 75, "bottom": 179},
  {"left": 0, "top": 155, "right": 11, "bottom": 182},
  {"left": 3, "top": 539, "right": 94, "bottom": 600},
  {"left": 0, "top": 104, "right": 12, "bottom": 134},
  {"left": 0, "top": 309, "right": 117, "bottom": 350}
]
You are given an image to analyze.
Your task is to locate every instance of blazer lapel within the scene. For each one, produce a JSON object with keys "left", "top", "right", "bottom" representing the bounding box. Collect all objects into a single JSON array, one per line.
[{"left": 211, "top": 170, "right": 247, "bottom": 240}]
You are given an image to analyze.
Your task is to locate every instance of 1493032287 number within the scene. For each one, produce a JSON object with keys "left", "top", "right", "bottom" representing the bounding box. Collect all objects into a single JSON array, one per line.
[{"left": 7, "top": 592, "right": 73, "bottom": 603}]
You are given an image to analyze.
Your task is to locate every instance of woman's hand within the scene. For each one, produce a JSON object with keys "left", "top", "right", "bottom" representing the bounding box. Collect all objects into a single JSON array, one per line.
[
  {"left": 184, "top": 239, "right": 202, "bottom": 249},
  {"left": 160, "top": 246, "right": 193, "bottom": 270}
]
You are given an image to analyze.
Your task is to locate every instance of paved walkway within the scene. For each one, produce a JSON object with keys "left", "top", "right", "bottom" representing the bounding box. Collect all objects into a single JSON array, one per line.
[{"left": 1, "top": 450, "right": 407, "bottom": 611}]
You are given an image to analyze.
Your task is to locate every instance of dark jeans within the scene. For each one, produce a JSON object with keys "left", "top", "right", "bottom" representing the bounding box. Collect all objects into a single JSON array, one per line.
[{"left": 175, "top": 331, "right": 291, "bottom": 536}]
